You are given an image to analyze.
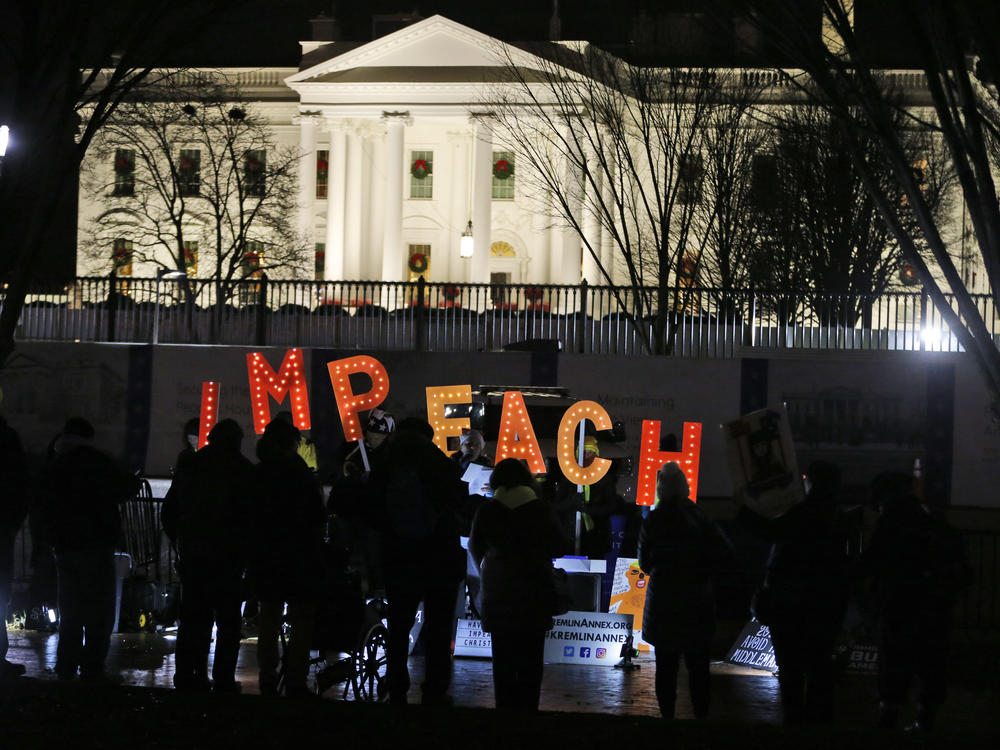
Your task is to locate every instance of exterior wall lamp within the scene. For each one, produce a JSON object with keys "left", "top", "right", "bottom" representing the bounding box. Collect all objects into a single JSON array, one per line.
[{"left": 460, "top": 220, "right": 474, "bottom": 259}]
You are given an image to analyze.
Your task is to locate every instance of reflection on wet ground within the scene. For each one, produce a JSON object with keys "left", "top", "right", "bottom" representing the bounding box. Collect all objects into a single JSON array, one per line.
[{"left": 5, "top": 629, "right": 995, "bottom": 730}]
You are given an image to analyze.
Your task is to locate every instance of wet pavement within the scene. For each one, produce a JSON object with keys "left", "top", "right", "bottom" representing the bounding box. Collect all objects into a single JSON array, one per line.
[{"left": 5, "top": 627, "right": 997, "bottom": 731}]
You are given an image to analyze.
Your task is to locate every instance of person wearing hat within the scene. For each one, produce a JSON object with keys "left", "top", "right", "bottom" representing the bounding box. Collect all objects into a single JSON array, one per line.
[
  {"left": 37, "top": 417, "right": 137, "bottom": 682},
  {"left": 639, "top": 462, "right": 733, "bottom": 719}
]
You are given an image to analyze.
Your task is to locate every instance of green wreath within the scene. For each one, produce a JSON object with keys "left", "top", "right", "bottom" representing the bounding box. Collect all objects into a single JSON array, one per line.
[
  {"left": 408, "top": 253, "right": 429, "bottom": 274},
  {"left": 899, "top": 263, "right": 919, "bottom": 286},
  {"left": 410, "top": 159, "right": 431, "bottom": 179},
  {"left": 493, "top": 158, "right": 514, "bottom": 180}
]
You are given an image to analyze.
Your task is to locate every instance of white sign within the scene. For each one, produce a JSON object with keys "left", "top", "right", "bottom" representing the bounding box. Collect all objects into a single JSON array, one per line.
[
  {"left": 544, "top": 611, "right": 634, "bottom": 666},
  {"left": 455, "top": 618, "right": 493, "bottom": 657},
  {"left": 455, "top": 611, "right": 634, "bottom": 666}
]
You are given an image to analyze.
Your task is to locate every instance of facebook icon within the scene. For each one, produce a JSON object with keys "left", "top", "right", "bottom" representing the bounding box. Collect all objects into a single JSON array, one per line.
[
  {"left": 580, "top": 647, "right": 592, "bottom": 658},
  {"left": 563, "top": 646, "right": 574, "bottom": 657}
]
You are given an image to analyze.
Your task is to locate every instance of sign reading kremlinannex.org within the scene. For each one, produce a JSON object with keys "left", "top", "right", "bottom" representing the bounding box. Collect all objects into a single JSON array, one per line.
[{"left": 455, "top": 612, "right": 634, "bottom": 666}]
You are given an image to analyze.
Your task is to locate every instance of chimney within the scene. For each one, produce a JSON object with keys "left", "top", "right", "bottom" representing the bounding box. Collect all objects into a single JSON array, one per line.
[{"left": 309, "top": 10, "right": 342, "bottom": 43}]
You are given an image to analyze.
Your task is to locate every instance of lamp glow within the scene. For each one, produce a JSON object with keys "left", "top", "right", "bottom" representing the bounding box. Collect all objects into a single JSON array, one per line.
[
  {"left": 460, "top": 221, "right": 474, "bottom": 259},
  {"left": 0, "top": 125, "right": 9, "bottom": 158}
]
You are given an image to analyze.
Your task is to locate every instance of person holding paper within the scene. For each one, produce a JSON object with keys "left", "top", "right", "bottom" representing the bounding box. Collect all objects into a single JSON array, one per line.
[
  {"left": 452, "top": 429, "right": 493, "bottom": 536},
  {"left": 639, "top": 462, "right": 733, "bottom": 719}
]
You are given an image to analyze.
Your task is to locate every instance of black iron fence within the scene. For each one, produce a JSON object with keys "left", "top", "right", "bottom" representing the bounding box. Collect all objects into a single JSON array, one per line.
[{"left": 7, "top": 275, "right": 998, "bottom": 356}]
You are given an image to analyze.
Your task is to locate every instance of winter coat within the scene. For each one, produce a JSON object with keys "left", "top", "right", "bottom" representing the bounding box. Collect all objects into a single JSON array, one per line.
[
  {"left": 469, "top": 485, "right": 568, "bottom": 633},
  {"left": 638, "top": 498, "right": 733, "bottom": 649},
  {"left": 546, "top": 465, "right": 620, "bottom": 558},
  {"left": 250, "top": 450, "right": 326, "bottom": 602},
  {"left": 38, "top": 443, "right": 136, "bottom": 553},
  {"left": 452, "top": 451, "right": 492, "bottom": 537},
  {"left": 738, "top": 494, "right": 851, "bottom": 625},
  {"left": 367, "top": 430, "right": 466, "bottom": 585},
  {"left": 858, "top": 496, "right": 971, "bottom": 627},
  {"left": 161, "top": 442, "right": 254, "bottom": 579}
]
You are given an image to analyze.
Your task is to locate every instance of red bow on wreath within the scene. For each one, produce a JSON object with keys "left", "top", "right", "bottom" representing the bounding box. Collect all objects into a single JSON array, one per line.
[
  {"left": 408, "top": 253, "right": 428, "bottom": 273},
  {"left": 317, "top": 159, "right": 328, "bottom": 176}
]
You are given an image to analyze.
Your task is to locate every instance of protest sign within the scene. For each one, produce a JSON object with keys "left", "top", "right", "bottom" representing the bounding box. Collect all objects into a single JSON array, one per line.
[{"left": 724, "top": 406, "right": 803, "bottom": 517}]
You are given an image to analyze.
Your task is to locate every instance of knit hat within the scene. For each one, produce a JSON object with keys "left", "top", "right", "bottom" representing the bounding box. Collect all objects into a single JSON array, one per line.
[
  {"left": 366, "top": 409, "right": 396, "bottom": 435},
  {"left": 584, "top": 436, "right": 600, "bottom": 455},
  {"left": 656, "top": 462, "right": 689, "bottom": 502}
]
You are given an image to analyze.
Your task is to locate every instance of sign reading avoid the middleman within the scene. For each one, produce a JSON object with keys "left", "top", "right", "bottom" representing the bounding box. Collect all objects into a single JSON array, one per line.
[
  {"left": 455, "top": 611, "right": 635, "bottom": 666},
  {"left": 725, "top": 620, "right": 778, "bottom": 671}
]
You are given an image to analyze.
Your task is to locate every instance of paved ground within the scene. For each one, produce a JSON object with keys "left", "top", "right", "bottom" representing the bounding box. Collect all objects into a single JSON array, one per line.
[{"left": 4, "top": 627, "right": 998, "bottom": 735}]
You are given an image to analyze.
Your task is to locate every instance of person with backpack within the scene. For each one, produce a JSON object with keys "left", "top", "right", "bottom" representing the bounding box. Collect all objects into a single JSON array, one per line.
[
  {"left": 36, "top": 418, "right": 137, "bottom": 682},
  {"left": 860, "top": 473, "right": 973, "bottom": 731},
  {"left": 639, "top": 462, "right": 733, "bottom": 719},
  {"left": 469, "top": 458, "right": 568, "bottom": 710},
  {"left": 162, "top": 418, "right": 254, "bottom": 693},
  {"left": 367, "top": 417, "right": 464, "bottom": 705}
]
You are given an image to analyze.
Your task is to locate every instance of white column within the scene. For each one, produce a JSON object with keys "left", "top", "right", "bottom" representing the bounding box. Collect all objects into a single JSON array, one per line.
[
  {"left": 558, "top": 122, "right": 583, "bottom": 286},
  {"left": 380, "top": 112, "right": 410, "bottom": 281},
  {"left": 343, "top": 125, "right": 364, "bottom": 280},
  {"left": 297, "top": 115, "right": 319, "bottom": 241},
  {"left": 581, "top": 161, "right": 603, "bottom": 285},
  {"left": 471, "top": 118, "right": 493, "bottom": 284},
  {"left": 325, "top": 123, "right": 347, "bottom": 281},
  {"left": 600, "top": 157, "right": 616, "bottom": 283}
]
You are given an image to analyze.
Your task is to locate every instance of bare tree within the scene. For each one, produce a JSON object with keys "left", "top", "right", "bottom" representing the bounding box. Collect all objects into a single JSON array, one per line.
[
  {"left": 751, "top": 99, "right": 955, "bottom": 326},
  {"left": 489, "top": 43, "right": 763, "bottom": 353},
  {"left": 740, "top": 0, "right": 1000, "bottom": 413},
  {"left": 82, "top": 72, "right": 308, "bottom": 314},
  {"left": 0, "top": 0, "right": 242, "bottom": 367}
]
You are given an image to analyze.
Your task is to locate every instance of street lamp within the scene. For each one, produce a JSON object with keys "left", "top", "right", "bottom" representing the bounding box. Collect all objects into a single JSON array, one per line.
[
  {"left": 152, "top": 268, "right": 187, "bottom": 344},
  {"left": 0, "top": 125, "right": 9, "bottom": 178},
  {"left": 460, "top": 220, "right": 474, "bottom": 259}
]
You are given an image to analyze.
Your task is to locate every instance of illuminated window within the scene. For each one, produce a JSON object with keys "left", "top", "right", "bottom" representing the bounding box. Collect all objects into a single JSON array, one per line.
[
  {"left": 315, "top": 242, "right": 325, "bottom": 281},
  {"left": 183, "top": 240, "right": 198, "bottom": 276},
  {"left": 113, "top": 149, "right": 135, "bottom": 197},
  {"left": 409, "top": 150, "right": 433, "bottom": 199},
  {"left": 112, "top": 238, "right": 133, "bottom": 276},
  {"left": 245, "top": 149, "right": 266, "bottom": 198},
  {"left": 408, "top": 244, "right": 431, "bottom": 281},
  {"left": 316, "top": 149, "right": 329, "bottom": 199},
  {"left": 178, "top": 149, "right": 201, "bottom": 197},
  {"left": 240, "top": 241, "right": 264, "bottom": 305},
  {"left": 492, "top": 151, "right": 515, "bottom": 200}
]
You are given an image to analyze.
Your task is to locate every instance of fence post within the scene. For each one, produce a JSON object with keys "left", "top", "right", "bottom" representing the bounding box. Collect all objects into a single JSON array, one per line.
[
  {"left": 255, "top": 272, "right": 268, "bottom": 346},
  {"left": 919, "top": 287, "right": 928, "bottom": 351},
  {"left": 415, "top": 276, "right": 427, "bottom": 352},
  {"left": 577, "top": 279, "right": 588, "bottom": 354},
  {"left": 106, "top": 270, "right": 117, "bottom": 342}
]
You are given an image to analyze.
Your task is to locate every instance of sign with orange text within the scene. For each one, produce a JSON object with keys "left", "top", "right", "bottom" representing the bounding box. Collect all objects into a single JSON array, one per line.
[
  {"left": 636, "top": 421, "right": 702, "bottom": 505},
  {"left": 557, "top": 401, "right": 613, "bottom": 485},
  {"left": 246, "top": 348, "right": 311, "bottom": 434},
  {"left": 326, "top": 355, "right": 390, "bottom": 442},
  {"left": 494, "top": 390, "right": 546, "bottom": 474},
  {"left": 425, "top": 385, "right": 472, "bottom": 455}
]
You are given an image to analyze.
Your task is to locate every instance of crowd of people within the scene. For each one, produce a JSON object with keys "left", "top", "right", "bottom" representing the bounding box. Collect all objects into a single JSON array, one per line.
[{"left": 0, "top": 410, "right": 973, "bottom": 730}]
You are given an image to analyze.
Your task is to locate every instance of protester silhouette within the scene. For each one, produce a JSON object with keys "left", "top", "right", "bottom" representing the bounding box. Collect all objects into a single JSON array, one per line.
[
  {"left": 173, "top": 417, "right": 200, "bottom": 476},
  {"left": 0, "top": 414, "right": 29, "bottom": 681},
  {"left": 639, "top": 462, "right": 733, "bottom": 719},
  {"left": 273, "top": 411, "right": 318, "bottom": 473},
  {"left": 250, "top": 418, "right": 326, "bottom": 698},
  {"left": 162, "top": 418, "right": 253, "bottom": 693},
  {"left": 37, "top": 418, "right": 137, "bottom": 682},
  {"left": 367, "top": 416, "right": 464, "bottom": 705},
  {"left": 737, "top": 460, "right": 850, "bottom": 725},
  {"left": 860, "top": 472, "right": 972, "bottom": 730},
  {"left": 470, "top": 457, "right": 567, "bottom": 710},
  {"left": 546, "top": 436, "right": 620, "bottom": 558}
]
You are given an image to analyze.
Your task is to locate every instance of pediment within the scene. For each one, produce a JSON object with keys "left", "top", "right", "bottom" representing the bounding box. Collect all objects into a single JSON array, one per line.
[{"left": 288, "top": 15, "right": 543, "bottom": 85}]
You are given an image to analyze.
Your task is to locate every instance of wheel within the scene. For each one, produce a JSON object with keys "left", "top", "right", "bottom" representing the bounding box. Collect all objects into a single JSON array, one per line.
[{"left": 352, "top": 623, "right": 388, "bottom": 702}]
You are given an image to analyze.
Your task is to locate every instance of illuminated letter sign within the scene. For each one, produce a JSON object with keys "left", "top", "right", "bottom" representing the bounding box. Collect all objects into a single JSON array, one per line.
[
  {"left": 557, "top": 400, "right": 613, "bottom": 485},
  {"left": 327, "top": 355, "right": 390, "bottom": 442},
  {"left": 246, "top": 348, "right": 311, "bottom": 434},
  {"left": 426, "top": 385, "right": 472, "bottom": 455},
  {"left": 636, "top": 421, "right": 702, "bottom": 506},
  {"left": 494, "top": 391, "right": 545, "bottom": 474},
  {"left": 198, "top": 381, "right": 220, "bottom": 450}
]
